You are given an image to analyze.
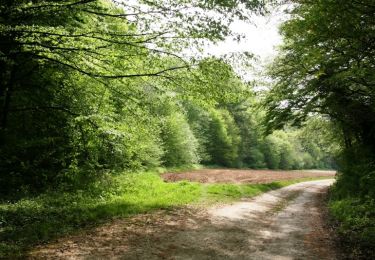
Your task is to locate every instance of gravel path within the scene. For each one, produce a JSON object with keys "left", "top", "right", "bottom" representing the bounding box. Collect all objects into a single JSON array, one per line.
[
  {"left": 29, "top": 179, "right": 337, "bottom": 259},
  {"left": 208, "top": 179, "right": 337, "bottom": 260}
]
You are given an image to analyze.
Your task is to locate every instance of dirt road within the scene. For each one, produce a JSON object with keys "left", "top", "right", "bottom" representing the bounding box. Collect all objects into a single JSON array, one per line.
[{"left": 30, "top": 179, "right": 337, "bottom": 259}]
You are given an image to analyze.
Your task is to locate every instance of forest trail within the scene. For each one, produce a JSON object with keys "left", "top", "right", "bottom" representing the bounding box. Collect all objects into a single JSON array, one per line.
[{"left": 29, "top": 179, "right": 337, "bottom": 259}]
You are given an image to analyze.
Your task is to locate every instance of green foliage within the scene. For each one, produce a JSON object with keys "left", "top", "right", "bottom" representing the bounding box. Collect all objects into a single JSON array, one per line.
[
  {"left": 264, "top": 0, "right": 375, "bottom": 145},
  {"left": 0, "top": 171, "right": 201, "bottom": 257},
  {"left": 264, "top": 0, "right": 375, "bottom": 255},
  {"left": 0, "top": 0, "right": 346, "bottom": 256},
  {"left": 328, "top": 147, "right": 375, "bottom": 257},
  {"left": 0, "top": 0, "right": 264, "bottom": 194},
  {"left": 230, "top": 104, "right": 266, "bottom": 168},
  {"left": 329, "top": 195, "right": 375, "bottom": 258},
  {"left": 262, "top": 135, "right": 281, "bottom": 169},
  {"left": 264, "top": 0, "right": 375, "bottom": 176},
  {"left": 0, "top": 170, "right": 329, "bottom": 257},
  {"left": 161, "top": 111, "right": 199, "bottom": 166},
  {"left": 279, "top": 143, "right": 295, "bottom": 170},
  {"left": 245, "top": 147, "right": 266, "bottom": 169},
  {"left": 261, "top": 124, "right": 337, "bottom": 170},
  {"left": 0, "top": 0, "right": 337, "bottom": 196},
  {"left": 205, "top": 109, "right": 240, "bottom": 167},
  {"left": 185, "top": 103, "right": 213, "bottom": 162}
]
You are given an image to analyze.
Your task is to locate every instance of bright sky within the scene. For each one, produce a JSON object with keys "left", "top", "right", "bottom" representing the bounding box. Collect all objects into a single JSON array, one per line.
[
  {"left": 206, "top": 6, "right": 288, "bottom": 62},
  {"left": 123, "top": 0, "right": 289, "bottom": 80},
  {"left": 123, "top": 0, "right": 288, "bottom": 63},
  {"left": 201, "top": 6, "right": 289, "bottom": 81}
]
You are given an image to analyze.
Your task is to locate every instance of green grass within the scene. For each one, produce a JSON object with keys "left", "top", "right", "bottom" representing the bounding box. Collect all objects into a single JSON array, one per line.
[
  {"left": 202, "top": 177, "right": 331, "bottom": 203},
  {"left": 0, "top": 172, "right": 333, "bottom": 257}
]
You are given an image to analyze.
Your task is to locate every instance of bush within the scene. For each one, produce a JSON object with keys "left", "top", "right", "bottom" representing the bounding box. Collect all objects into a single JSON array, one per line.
[
  {"left": 329, "top": 147, "right": 375, "bottom": 258},
  {"left": 329, "top": 195, "right": 375, "bottom": 258}
]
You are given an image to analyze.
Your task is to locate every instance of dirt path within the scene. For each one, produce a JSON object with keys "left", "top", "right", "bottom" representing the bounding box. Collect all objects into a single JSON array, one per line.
[{"left": 29, "top": 180, "right": 337, "bottom": 259}]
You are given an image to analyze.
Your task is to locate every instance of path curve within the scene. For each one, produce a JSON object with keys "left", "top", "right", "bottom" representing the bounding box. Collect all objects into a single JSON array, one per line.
[{"left": 29, "top": 179, "right": 337, "bottom": 259}]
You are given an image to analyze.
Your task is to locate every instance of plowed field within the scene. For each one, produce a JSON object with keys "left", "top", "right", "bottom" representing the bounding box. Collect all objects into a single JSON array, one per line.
[{"left": 162, "top": 169, "right": 336, "bottom": 184}]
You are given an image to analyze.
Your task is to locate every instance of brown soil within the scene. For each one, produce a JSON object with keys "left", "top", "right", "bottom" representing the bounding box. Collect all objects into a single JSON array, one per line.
[{"left": 162, "top": 169, "right": 336, "bottom": 184}]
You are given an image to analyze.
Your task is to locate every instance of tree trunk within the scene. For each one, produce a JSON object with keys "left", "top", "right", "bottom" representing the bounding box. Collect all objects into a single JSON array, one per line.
[{"left": 1, "top": 68, "right": 15, "bottom": 130}]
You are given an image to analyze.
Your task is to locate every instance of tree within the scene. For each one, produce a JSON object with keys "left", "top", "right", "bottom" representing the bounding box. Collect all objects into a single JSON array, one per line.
[
  {"left": 264, "top": 0, "right": 375, "bottom": 149},
  {"left": 264, "top": 0, "right": 375, "bottom": 195},
  {"left": 0, "top": 0, "right": 266, "bottom": 193},
  {"left": 161, "top": 111, "right": 199, "bottom": 167}
]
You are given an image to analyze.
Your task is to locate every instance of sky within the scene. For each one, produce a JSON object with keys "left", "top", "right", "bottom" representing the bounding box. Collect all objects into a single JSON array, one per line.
[
  {"left": 123, "top": 0, "right": 289, "bottom": 79},
  {"left": 201, "top": 6, "right": 290, "bottom": 81},
  {"left": 205, "top": 6, "right": 289, "bottom": 62},
  {"left": 122, "top": 0, "right": 288, "bottom": 63}
]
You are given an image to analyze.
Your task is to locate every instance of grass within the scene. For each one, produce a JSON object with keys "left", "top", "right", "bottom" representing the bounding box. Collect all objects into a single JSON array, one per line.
[
  {"left": 0, "top": 171, "right": 333, "bottom": 257},
  {"left": 202, "top": 177, "right": 332, "bottom": 203}
]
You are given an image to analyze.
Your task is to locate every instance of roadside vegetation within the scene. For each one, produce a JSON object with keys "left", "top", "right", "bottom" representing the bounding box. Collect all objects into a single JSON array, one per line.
[
  {"left": 0, "top": 0, "right": 336, "bottom": 257},
  {"left": 0, "top": 170, "right": 332, "bottom": 257},
  {"left": 1, "top": 0, "right": 374, "bottom": 258}
]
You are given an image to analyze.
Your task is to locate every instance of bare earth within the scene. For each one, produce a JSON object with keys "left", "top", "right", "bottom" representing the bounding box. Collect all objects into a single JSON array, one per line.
[
  {"left": 162, "top": 169, "right": 336, "bottom": 184},
  {"left": 29, "top": 179, "right": 337, "bottom": 260}
]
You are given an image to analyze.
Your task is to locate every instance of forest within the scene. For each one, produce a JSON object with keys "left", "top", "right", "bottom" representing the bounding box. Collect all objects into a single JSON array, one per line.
[{"left": 0, "top": 0, "right": 374, "bottom": 258}]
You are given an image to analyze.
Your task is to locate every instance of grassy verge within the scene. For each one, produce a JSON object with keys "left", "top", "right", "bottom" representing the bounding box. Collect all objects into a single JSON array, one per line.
[
  {"left": 201, "top": 176, "right": 332, "bottom": 203},
  {"left": 0, "top": 171, "right": 332, "bottom": 257},
  {"left": 152, "top": 164, "right": 203, "bottom": 174}
]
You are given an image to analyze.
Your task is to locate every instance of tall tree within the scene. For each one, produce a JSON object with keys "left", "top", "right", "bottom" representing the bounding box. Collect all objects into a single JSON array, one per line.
[
  {"left": 0, "top": 0, "right": 266, "bottom": 192},
  {"left": 264, "top": 0, "right": 375, "bottom": 195}
]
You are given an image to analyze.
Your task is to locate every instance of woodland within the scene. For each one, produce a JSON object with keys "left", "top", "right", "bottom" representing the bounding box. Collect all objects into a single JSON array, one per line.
[{"left": 0, "top": 0, "right": 374, "bottom": 257}]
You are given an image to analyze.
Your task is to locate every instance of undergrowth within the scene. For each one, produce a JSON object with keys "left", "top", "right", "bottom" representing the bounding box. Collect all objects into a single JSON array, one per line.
[
  {"left": 0, "top": 171, "right": 331, "bottom": 257},
  {"left": 327, "top": 155, "right": 375, "bottom": 259},
  {"left": 329, "top": 190, "right": 375, "bottom": 258}
]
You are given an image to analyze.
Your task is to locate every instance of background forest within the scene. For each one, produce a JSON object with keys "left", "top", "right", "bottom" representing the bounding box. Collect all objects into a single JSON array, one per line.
[
  {"left": 0, "top": 0, "right": 374, "bottom": 258},
  {"left": 0, "top": 0, "right": 335, "bottom": 195}
]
